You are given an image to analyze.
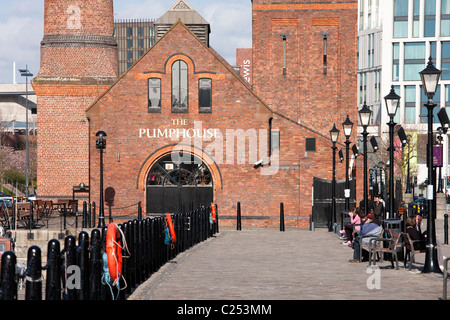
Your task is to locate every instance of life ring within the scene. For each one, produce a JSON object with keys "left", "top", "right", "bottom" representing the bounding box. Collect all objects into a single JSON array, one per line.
[
  {"left": 106, "top": 223, "right": 122, "bottom": 282},
  {"left": 166, "top": 213, "right": 176, "bottom": 243},
  {"left": 210, "top": 203, "right": 216, "bottom": 222}
]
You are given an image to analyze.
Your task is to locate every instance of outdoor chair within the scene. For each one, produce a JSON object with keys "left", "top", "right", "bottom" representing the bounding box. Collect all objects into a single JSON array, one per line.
[
  {"left": 33, "top": 200, "right": 53, "bottom": 228},
  {"left": 358, "top": 228, "right": 391, "bottom": 262},
  {"left": 0, "top": 201, "right": 12, "bottom": 232},
  {"left": 15, "top": 202, "right": 35, "bottom": 229},
  {"left": 402, "top": 232, "right": 426, "bottom": 270},
  {"left": 369, "top": 231, "right": 403, "bottom": 269}
]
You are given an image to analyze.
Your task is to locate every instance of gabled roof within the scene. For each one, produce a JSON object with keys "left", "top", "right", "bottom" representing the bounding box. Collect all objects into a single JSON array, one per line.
[
  {"left": 86, "top": 20, "right": 271, "bottom": 115},
  {"left": 156, "top": 0, "right": 210, "bottom": 26}
]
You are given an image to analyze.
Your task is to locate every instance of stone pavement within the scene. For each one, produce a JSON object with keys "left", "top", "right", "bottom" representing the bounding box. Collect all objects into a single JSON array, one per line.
[{"left": 129, "top": 220, "right": 450, "bottom": 301}]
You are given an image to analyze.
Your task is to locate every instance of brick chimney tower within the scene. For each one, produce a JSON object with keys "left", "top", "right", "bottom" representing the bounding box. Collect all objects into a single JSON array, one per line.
[{"left": 32, "top": 0, "right": 118, "bottom": 199}]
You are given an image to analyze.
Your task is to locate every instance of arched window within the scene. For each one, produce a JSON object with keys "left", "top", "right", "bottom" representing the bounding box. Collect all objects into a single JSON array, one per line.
[{"left": 172, "top": 60, "right": 188, "bottom": 112}]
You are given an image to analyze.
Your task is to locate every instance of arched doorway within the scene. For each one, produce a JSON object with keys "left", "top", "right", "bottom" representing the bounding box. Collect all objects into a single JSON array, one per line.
[{"left": 146, "top": 152, "right": 213, "bottom": 214}]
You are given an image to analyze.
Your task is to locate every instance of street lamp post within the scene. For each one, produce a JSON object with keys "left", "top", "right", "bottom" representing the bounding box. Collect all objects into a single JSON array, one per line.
[
  {"left": 96, "top": 131, "right": 107, "bottom": 228},
  {"left": 384, "top": 86, "right": 400, "bottom": 219},
  {"left": 329, "top": 124, "right": 340, "bottom": 232},
  {"left": 358, "top": 103, "right": 372, "bottom": 216},
  {"left": 342, "top": 115, "right": 353, "bottom": 211},
  {"left": 19, "top": 66, "right": 33, "bottom": 197},
  {"left": 397, "top": 126, "right": 412, "bottom": 195},
  {"left": 420, "top": 57, "right": 442, "bottom": 274}
]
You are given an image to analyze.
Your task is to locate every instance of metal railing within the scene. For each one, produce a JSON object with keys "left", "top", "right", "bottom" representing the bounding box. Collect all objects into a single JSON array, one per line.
[{"left": 0, "top": 204, "right": 219, "bottom": 300}]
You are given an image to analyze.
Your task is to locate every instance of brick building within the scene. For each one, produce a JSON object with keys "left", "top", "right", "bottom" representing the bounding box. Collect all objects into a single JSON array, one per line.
[{"left": 32, "top": 0, "right": 362, "bottom": 228}]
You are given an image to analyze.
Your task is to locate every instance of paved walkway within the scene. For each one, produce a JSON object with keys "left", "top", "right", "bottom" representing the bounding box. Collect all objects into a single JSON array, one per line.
[{"left": 129, "top": 220, "right": 450, "bottom": 301}]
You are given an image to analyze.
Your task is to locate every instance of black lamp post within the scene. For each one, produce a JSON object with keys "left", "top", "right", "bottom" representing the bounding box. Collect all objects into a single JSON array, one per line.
[
  {"left": 342, "top": 115, "right": 353, "bottom": 211},
  {"left": 330, "top": 124, "right": 340, "bottom": 231},
  {"left": 358, "top": 103, "right": 372, "bottom": 216},
  {"left": 384, "top": 86, "right": 400, "bottom": 219},
  {"left": 437, "top": 108, "right": 450, "bottom": 193},
  {"left": 420, "top": 57, "right": 442, "bottom": 274},
  {"left": 398, "top": 126, "right": 412, "bottom": 194},
  {"left": 19, "top": 66, "right": 33, "bottom": 197},
  {"left": 96, "top": 131, "right": 107, "bottom": 228}
]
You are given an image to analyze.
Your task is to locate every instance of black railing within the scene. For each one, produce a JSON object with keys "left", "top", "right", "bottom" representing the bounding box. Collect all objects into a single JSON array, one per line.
[{"left": 0, "top": 204, "right": 219, "bottom": 300}]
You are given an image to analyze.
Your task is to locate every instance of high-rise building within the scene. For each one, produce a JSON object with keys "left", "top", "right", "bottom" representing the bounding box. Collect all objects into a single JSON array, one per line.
[
  {"left": 114, "top": 20, "right": 157, "bottom": 76},
  {"left": 358, "top": 0, "right": 450, "bottom": 197}
]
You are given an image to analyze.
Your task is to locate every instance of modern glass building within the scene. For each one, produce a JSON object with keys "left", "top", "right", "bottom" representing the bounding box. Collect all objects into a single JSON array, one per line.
[{"left": 358, "top": 0, "right": 450, "bottom": 195}]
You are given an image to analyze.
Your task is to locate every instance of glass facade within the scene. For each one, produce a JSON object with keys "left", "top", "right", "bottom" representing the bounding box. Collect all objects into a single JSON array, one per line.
[
  {"left": 394, "top": 0, "right": 408, "bottom": 37},
  {"left": 404, "top": 42, "right": 425, "bottom": 81},
  {"left": 442, "top": 0, "right": 450, "bottom": 36}
]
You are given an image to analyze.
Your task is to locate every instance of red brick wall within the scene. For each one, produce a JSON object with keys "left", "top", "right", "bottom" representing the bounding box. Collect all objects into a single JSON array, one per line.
[
  {"left": 32, "top": 0, "right": 118, "bottom": 198},
  {"left": 251, "top": 0, "right": 363, "bottom": 217},
  {"left": 252, "top": 0, "right": 358, "bottom": 145}
]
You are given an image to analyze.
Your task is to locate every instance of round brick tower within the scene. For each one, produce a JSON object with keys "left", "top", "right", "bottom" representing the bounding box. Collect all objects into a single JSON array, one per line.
[{"left": 32, "top": 0, "right": 118, "bottom": 200}]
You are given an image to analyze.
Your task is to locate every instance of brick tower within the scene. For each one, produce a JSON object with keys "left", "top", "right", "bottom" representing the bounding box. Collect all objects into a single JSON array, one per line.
[
  {"left": 252, "top": 0, "right": 358, "bottom": 138},
  {"left": 32, "top": 0, "right": 118, "bottom": 199}
]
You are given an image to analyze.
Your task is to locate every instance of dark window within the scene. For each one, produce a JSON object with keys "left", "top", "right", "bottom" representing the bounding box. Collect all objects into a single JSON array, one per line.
[
  {"left": 271, "top": 130, "right": 280, "bottom": 153},
  {"left": 199, "top": 78, "right": 212, "bottom": 113},
  {"left": 148, "top": 78, "right": 161, "bottom": 113},
  {"left": 305, "top": 138, "right": 316, "bottom": 152},
  {"left": 172, "top": 60, "right": 188, "bottom": 113}
]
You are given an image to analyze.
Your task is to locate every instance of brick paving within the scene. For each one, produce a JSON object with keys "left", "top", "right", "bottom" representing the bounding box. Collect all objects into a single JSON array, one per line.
[{"left": 129, "top": 221, "right": 450, "bottom": 301}]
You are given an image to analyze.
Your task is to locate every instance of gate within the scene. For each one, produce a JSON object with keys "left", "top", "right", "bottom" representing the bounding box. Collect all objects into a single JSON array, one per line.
[
  {"left": 146, "top": 153, "right": 213, "bottom": 214},
  {"left": 312, "top": 177, "right": 356, "bottom": 228}
]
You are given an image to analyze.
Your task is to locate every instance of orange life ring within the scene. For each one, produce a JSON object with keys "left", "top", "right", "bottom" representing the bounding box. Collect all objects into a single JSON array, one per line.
[
  {"left": 106, "top": 223, "right": 122, "bottom": 282},
  {"left": 211, "top": 203, "right": 216, "bottom": 222},
  {"left": 166, "top": 213, "right": 176, "bottom": 243}
]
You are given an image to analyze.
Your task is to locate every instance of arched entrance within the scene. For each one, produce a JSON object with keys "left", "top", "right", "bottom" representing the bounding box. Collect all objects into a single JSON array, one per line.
[{"left": 146, "top": 152, "right": 213, "bottom": 214}]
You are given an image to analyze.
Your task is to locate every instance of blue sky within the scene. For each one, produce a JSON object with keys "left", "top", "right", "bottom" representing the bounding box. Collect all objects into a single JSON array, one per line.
[{"left": 0, "top": 0, "right": 252, "bottom": 84}]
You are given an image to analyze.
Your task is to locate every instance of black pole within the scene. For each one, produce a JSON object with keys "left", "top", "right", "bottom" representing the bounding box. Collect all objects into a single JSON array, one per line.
[
  {"left": 98, "top": 148, "right": 105, "bottom": 228},
  {"left": 330, "top": 142, "right": 337, "bottom": 231},
  {"left": 345, "top": 137, "right": 350, "bottom": 211},
  {"left": 362, "top": 127, "right": 369, "bottom": 216},
  {"left": 45, "top": 239, "right": 61, "bottom": 300},
  {"left": 423, "top": 101, "right": 441, "bottom": 273},
  {"left": 406, "top": 143, "right": 412, "bottom": 193},
  {"left": 89, "top": 228, "right": 102, "bottom": 300},
  {"left": 25, "top": 246, "right": 42, "bottom": 300},
  {"left": 237, "top": 202, "right": 241, "bottom": 231},
  {"left": 77, "top": 231, "right": 89, "bottom": 300},
  {"left": 280, "top": 202, "right": 285, "bottom": 231},
  {"left": 445, "top": 214, "right": 448, "bottom": 245},
  {"left": 388, "top": 117, "right": 395, "bottom": 219},
  {"left": 0, "top": 251, "right": 17, "bottom": 300},
  {"left": 63, "top": 235, "right": 77, "bottom": 300}
]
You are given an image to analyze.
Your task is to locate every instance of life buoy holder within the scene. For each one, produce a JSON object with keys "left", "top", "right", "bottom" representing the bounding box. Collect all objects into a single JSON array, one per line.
[
  {"left": 166, "top": 213, "right": 177, "bottom": 243},
  {"left": 211, "top": 203, "right": 216, "bottom": 223},
  {"left": 106, "top": 223, "right": 123, "bottom": 283}
]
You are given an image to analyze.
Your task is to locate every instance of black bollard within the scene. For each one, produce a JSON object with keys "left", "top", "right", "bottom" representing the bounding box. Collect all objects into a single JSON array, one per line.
[
  {"left": 63, "top": 235, "right": 77, "bottom": 300},
  {"left": 45, "top": 239, "right": 61, "bottom": 300},
  {"left": 83, "top": 201, "right": 88, "bottom": 228},
  {"left": 92, "top": 202, "right": 96, "bottom": 229},
  {"left": 280, "top": 202, "right": 285, "bottom": 232},
  {"left": 445, "top": 214, "right": 448, "bottom": 245},
  {"left": 215, "top": 204, "right": 219, "bottom": 234},
  {"left": 89, "top": 228, "right": 102, "bottom": 300},
  {"left": 138, "top": 201, "right": 142, "bottom": 220},
  {"left": 25, "top": 246, "right": 42, "bottom": 300},
  {"left": 237, "top": 202, "right": 242, "bottom": 230},
  {"left": 0, "top": 251, "right": 17, "bottom": 300},
  {"left": 77, "top": 231, "right": 89, "bottom": 300}
]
